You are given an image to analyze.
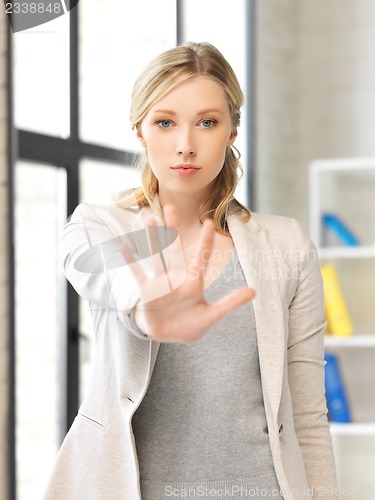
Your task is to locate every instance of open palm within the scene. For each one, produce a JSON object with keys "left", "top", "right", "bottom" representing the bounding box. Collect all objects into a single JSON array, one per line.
[{"left": 123, "top": 205, "right": 255, "bottom": 344}]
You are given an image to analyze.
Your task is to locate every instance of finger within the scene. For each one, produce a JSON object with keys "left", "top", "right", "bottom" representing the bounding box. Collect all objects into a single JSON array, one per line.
[
  {"left": 162, "top": 205, "right": 185, "bottom": 283},
  {"left": 163, "top": 204, "right": 178, "bottom": 230},
  {"left": 208, "top": 287, "right": 256, "bottom": 324},
  {"left": 145, "top": 219, "right": 166, "bottom": 276},
  {"left": 122, "top": 243, "right": 147, "bottom": 285},
  {"left": 145, "top": 218, "right": 159, "bottom": 255},
  {"left": 190, "top": 218, "right": 215, "bottom": 280}
]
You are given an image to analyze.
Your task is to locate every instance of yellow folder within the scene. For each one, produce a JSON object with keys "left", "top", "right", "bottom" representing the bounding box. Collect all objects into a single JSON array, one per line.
[{"left": 321, "top": 264, "right": 353, "bottom": 336}]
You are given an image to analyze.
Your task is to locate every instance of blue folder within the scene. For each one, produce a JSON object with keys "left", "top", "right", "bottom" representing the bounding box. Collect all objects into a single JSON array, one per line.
[{"left": 324, "top": 353, "right": 352, "bottom": 423}]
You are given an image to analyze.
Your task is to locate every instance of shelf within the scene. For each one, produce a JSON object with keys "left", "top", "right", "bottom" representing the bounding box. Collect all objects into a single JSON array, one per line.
[
  {"left": 317, "top": 246, "right": 375, "bottom": 259},
  {"left": 310, "top": 158, "right": 375, "bottom": 172},
  {"left": 329, "top": 422, "right": 375, "bottom": 436},
  {"left": 324, "top": 334, "right": 375, "bottom": 348}
]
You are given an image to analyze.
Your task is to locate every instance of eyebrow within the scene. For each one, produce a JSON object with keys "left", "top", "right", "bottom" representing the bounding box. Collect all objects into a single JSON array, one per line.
[{"left": 150, "top": 108, "right": 224, "bottom": 116}]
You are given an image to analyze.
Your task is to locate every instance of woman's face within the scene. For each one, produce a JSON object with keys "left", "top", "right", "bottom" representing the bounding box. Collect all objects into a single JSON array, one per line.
[{"left": 137, "top": 76, "right": 237, "bottom": 203}]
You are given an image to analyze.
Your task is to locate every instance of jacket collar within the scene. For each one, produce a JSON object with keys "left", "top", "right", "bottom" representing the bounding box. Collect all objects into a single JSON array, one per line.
[{"left": 228, "top": 214, "right": 285, "bottom": 428}]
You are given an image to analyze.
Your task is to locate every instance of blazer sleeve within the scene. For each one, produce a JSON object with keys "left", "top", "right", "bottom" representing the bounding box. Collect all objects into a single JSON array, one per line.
[
  {"left": 59, "top": 203, "right": 149, "bottom": 339},
  {"left": 287, "top": 218, "right": 338, "bottom": 496}
]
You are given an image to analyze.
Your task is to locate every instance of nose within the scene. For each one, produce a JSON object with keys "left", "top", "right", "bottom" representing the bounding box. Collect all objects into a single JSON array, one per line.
[{"left": 176, "top": 128, "right": 196, "bottom": 156}]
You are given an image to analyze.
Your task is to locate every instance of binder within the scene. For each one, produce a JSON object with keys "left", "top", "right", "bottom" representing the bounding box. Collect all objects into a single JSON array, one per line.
[
  {"left": 324, "top": 353, "right": 352, "bottom": 423},
  {"left": 322, "top": 213, "right": 360, "bottom": 247},
  {"left": 321, "top": 264, "right": 353, "bottom": 336}
]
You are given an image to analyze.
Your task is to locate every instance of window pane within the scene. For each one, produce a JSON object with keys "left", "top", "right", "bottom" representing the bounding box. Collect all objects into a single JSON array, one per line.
[
  {"left": 79, "top": 0, "right": 176, "bottom": 151},
  {"left": 79, "top": 159, "right": 140, "bottom": 402},
  {"left": 15, "top": 162, "right": 66, "bottom": 498},
  {"left": 80, "top": 158, "right": 140, "bottom": 204},
  {"left": 13, "top": 15, "right": 70, "bottom": 137}
]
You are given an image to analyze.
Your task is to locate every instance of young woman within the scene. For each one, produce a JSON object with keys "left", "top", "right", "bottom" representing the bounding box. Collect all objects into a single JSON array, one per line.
[{"left": 45, "top": 42, "right": 337, "bottom": 500}]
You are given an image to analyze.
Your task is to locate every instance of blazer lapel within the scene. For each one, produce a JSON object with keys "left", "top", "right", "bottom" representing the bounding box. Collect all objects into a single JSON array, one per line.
[{"left": 228, "top": 214, "right": 285, "bottom": 427}]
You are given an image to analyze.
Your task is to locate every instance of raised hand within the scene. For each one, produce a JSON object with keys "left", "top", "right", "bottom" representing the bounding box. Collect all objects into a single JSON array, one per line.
[{"left": 122, "top": 205, "right": 255, "bottom": 344}]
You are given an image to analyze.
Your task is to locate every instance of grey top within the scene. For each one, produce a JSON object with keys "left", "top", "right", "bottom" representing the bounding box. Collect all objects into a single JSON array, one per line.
[{"left": 132, "top": 250, "right": 281, "bottom": 498}]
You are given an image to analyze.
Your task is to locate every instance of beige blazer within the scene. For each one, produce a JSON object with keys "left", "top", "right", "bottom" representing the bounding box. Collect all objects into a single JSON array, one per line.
[{"left": 44, "top": 202, "right": 337, "bottom": 500}]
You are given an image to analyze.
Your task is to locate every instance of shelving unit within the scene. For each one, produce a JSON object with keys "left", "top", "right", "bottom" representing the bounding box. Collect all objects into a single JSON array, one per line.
[
  {"left": 309, "top": 158, "right": 375, "bottom": 498},
  {"left": 319, "top": 246, "right": 375, "bottom": 260},
  {"left": 329, "top": 423, "right": 375, "bottom": 437},
  {"left": 324, "top": 334, "right": 375, "bottom": 348}
]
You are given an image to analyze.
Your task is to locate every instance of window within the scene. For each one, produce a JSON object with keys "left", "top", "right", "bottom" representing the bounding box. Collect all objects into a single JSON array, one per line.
[
  {"left": 14, "top": 162, "right": 66, "bottom": 499},
  {"left": 79, "top": 0, "right": 176, "bottom": 151},
  {"left": 13, "top": 16, "right": 70, "bottom": 137}
]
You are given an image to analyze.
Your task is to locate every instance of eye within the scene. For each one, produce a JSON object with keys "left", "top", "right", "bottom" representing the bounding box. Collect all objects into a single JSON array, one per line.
[
  {"left": 200, "top": 119, "right": 217, "bottom": 128},
  {"left": 156, "top": 120, "right": 173, "bottom": 128}
]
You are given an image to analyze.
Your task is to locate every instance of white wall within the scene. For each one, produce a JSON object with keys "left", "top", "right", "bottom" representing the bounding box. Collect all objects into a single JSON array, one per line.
[
  {"left": 256, "top": 0, "right": 375, "bottom": 228},
  {"left": 255, "top": 0, "right": 299, "bottom": 219}
]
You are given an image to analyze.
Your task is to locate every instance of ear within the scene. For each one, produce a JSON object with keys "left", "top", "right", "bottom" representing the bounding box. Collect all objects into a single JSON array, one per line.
[
  {"left": 227, "top": 128, "right": 238, "bottom": 147},
  {"left": 136, "top": 125, "right": 147, "bottom": 148}
]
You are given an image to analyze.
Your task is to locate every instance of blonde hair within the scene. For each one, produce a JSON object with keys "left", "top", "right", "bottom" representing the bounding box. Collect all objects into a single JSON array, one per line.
[{"left": 114, "top": 42, "right": 250, "bottom": 234}]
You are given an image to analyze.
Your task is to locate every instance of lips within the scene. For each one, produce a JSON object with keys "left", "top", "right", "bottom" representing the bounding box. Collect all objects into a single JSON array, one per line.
[{"left": 171, "top": 164, "right": 200, "bottom": 177}]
